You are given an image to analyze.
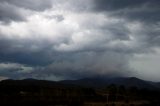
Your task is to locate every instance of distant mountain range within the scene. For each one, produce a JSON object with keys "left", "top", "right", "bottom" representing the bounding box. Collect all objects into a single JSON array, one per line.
[
  {"left": 59, "top": 77, "right": 160, "bottom": 89},
  {"left": 1, "top": 77, "right": 160, "bottom": 90},
  {"left": 0, "top": 77, "right": 160, "bottom": 89}
]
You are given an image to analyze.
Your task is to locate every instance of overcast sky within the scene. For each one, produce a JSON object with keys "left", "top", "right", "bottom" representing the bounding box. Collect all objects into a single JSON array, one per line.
[{"left": 0, "top": 0, "right": 160, "bottom": 81}]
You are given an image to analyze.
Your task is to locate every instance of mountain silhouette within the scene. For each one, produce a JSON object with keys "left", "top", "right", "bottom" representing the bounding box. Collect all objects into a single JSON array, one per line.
[
  {"left": 0, "top": 77, "right": 160, "bottom": 106},
  {"left": 1, "top": 77, "right": 160, "bottom": 89},
  {"left": 60, "top": 77, "right": 160, "bottom": 89}
]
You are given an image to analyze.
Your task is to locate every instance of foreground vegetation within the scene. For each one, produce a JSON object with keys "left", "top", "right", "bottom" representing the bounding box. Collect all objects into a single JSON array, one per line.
[{"left": 0, "top": 79, "right": 160, "bottom": 106}]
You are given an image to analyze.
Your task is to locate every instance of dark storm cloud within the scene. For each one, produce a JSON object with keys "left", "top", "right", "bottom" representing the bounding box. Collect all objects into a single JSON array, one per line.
[
  {"left": 92, "top": 0, "right": 160, "bottom": 10},
  {"left": 0, "top": 0, "right": 160, "bottom": 81},
  {"left": 0, "top": 37, "right": 54, "bottom": 66},
  {"left": 92, "top": 0, "right": 160, "bottom": 23},
  {"left": 141, "top": 25, "right": 160, "bottom": 47},
  {"left": 0, "top": 52, "right": 52, "bottom": 66},
  {"left": 28, "top": 51, "right": 131, "bottom": 80},
  {"left": 0, "top": 62, "right": 34, "bottom": 79}
]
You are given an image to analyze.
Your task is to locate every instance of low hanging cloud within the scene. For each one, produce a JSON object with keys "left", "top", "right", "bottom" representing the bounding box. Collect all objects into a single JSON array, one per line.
[
  {"left": 0, "top": 0, "right": 160, "bottom": 81},
  {"left": 29, "top": 51, "right": 131, "bottom": 80},
  {"left": 0, "top": 62, "right": 34, "bottom": 79}
]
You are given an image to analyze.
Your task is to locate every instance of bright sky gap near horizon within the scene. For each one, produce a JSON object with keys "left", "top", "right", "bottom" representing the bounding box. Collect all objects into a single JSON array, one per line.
[{"left": 0, "top": 0, "right": 160, "bottom": 81}]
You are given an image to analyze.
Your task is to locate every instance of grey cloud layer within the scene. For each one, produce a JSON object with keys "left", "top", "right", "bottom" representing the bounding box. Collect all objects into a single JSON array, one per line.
[
  {"left": 0, "top": 0, "right": 53, "bottom": 23},
  {"left": 0, "top": 2, "right": 25, "bottom": 23},
  {"left": 0, "top": 0, "right": 160, "bottom": 81},
  {"left": 92, "top": 0, "right": 160, "bottom": 23},
  {"left": 1, "top": 0, "right": 53, "bottom": 11}
]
